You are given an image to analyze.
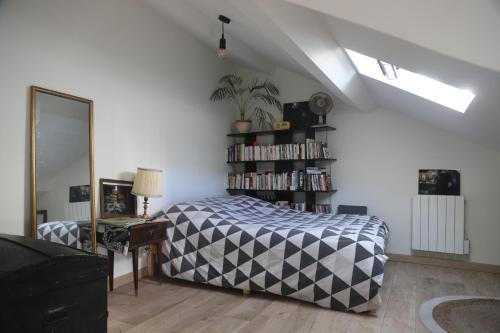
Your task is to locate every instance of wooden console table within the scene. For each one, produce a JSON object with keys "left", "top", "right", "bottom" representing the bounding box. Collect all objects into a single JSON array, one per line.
[{"left": 107, "top": 221, "right": 167, "bottom": 296}]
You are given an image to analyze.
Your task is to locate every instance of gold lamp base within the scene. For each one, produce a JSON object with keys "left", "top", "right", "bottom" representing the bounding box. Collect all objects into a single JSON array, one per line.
[{"left": 141, "top": 197, "right": 149, "bottom": 220}]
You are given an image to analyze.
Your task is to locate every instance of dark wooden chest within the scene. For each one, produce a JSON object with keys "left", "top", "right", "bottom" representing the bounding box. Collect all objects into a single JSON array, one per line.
[{"left": 0, "top": 234, "right": 108, "bottom": 333}]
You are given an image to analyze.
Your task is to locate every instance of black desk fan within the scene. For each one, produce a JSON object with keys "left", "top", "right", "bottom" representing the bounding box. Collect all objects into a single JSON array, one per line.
[{"left": 309, "top": 92, "right": 333, "bottom": 125}]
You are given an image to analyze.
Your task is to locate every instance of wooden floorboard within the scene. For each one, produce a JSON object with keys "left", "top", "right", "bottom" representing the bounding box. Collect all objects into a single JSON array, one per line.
[{"left": 108, "top": 261, "right": 500, "bottom": 333}]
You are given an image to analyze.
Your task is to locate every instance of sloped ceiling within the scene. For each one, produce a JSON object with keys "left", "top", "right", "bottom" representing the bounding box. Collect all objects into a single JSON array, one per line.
[
  {"left": 146, "top": 0, "right": 500, "bottom": 151},
  {"left": 36, "top": 93, "right": 89, "bottom": 179}
]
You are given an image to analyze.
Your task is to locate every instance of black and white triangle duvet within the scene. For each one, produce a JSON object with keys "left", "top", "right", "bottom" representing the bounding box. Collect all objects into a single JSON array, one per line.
[
  {"left": 37, "top": 221, "right": 81, "bottom": 248},
  {"left": 164, "top": 195, "right": 389, "bottom": 313}
]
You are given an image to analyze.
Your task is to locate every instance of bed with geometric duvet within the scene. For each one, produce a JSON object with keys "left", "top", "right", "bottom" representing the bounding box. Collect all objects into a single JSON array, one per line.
[{"left": 164, "top": 195, "right": 389, "bottom": 313}]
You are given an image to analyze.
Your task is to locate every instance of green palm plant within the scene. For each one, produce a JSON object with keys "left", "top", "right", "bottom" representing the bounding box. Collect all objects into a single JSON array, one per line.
[{"left": 210, "top": 74, "right": 282, "bottom": 129}]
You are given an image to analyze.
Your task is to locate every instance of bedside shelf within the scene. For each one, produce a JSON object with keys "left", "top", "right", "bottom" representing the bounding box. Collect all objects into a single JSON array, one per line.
[
  {"left": 227, "top": 125, "right": 336, "bottom": 137},
  {"left": 226, "top": 158, "right": 337, "bottom": 164}
]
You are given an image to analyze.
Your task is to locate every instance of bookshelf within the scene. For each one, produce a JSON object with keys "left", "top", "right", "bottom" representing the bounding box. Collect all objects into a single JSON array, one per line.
[
  {"left": 226, "top": 125, "right": 336, "bottom": 137},
  {"left": 225, "top": 126, "right": 337, "bottom": 212},
  {"left": 227, "top": 158, "right": 337, "bottom": 164}
]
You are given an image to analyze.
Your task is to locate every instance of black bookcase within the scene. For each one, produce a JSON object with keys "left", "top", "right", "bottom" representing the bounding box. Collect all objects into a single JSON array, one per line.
[{"left": 226, "top": 125, "right": 337, "bottom": 212}]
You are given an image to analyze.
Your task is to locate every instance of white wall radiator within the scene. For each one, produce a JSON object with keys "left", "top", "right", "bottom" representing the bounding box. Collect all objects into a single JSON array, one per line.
[
  {"left": 65, "top": 202, "right": 91, "bottom": 222},
  {"left": 411, "top": 195, "right": 466, "bottom": 254}
]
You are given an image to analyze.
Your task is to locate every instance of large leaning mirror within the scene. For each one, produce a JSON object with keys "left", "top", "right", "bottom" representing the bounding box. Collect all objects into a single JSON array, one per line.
[{"left": 30, "top": 86, "right": 96, "bottom": 252}]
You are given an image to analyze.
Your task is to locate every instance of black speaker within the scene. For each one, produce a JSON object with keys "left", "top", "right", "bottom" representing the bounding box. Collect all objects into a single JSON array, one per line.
[{"left": 283, "top": 102, "right": 319, "bottom": 129}]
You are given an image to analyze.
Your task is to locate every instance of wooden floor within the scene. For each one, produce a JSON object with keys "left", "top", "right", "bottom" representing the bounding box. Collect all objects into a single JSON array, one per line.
[{"left": 108, "top": 261, "right": 500, "bottom": 333}]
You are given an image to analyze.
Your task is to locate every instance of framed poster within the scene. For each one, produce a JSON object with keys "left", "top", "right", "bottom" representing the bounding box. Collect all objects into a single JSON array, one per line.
[
  {"left": 69, "top": 185, "right": 91, "bottom": 203},
  {"left": 418, "top": 169, "right": 460, "bottom": 195},
  {"left": 99, "top": 179, "right": 137, "bottom": 218}
]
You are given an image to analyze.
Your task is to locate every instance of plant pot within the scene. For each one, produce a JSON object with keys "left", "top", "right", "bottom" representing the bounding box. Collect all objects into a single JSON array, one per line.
[{"left": 235, "top": 119, "right": 252, "bottom": 133}]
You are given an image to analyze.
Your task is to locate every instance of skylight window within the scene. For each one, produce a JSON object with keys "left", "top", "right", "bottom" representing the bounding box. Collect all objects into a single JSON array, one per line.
[{"left": 345, "top": 49, "right": 475, "bottom": 113}]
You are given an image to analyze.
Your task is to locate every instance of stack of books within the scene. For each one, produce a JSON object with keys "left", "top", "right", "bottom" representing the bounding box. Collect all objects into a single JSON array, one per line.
[
  {"left": 305, "top": 167, "right": 331, "bottom": 191},
  {"left": 306, "top": 139, "right": 330, "bottom": 159},
  {"left": 312, "top": 204, "right": 332, "bottom": 214}
]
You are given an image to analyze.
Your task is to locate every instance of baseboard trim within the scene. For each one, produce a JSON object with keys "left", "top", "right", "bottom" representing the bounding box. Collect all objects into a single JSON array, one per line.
[
  {"left": 112, "top": 267, "right": 148, "bottom": 289},
  {"left": 387, "top": 253, "right": 500, "bottom": 274}
]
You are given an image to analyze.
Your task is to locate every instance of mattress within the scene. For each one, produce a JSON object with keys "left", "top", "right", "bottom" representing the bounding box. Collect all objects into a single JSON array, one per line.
[
  {"left": 37, "top": 221, "right": 92, "bottom": 251},
  {"left": 164, "top": 195, "right": 389, "bottom": 312}
]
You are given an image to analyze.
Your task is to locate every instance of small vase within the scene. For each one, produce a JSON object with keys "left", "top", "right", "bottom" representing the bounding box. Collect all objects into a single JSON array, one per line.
[{"left": 235, "top": 119, "right": 252, "bottom": 133}]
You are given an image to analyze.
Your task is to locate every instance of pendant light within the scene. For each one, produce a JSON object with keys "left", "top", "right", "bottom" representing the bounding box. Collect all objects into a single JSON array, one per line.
[{"left": 218, "top": 15, "right": 231, "bottom": 59}]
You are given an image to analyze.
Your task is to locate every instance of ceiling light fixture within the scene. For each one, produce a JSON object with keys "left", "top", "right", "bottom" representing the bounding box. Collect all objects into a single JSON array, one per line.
[{"left": 218, "top": 15, "right": 231, "bottom": 59}]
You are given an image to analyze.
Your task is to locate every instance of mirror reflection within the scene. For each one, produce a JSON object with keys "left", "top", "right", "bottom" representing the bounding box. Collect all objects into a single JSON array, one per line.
[{"left": 32, "top": 87, "right": 95, "bottom": 252}]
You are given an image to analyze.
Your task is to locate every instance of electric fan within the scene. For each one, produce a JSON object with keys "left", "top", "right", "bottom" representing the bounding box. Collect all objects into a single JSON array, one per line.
[{"left": 309, "top": 92, "right": 333, "bottom": 125}]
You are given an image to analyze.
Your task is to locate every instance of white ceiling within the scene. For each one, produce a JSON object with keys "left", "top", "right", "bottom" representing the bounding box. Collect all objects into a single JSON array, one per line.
[{"left": 146, "top": 0, "right": 500, "bottom": 151}]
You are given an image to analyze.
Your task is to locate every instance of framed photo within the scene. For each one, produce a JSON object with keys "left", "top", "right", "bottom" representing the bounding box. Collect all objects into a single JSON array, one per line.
[
  {"left": 418, "top": 169, "right": 460, "bottom": 195},
  {"left": 69, "top": 185, "right": 91, "bottom": 203},
  {"left": 99, "top": 179, "right": 137, "bottom": 218}
]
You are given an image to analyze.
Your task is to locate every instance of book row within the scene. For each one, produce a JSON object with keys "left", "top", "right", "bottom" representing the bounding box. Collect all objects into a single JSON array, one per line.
[
  {"left": 226, "top": 170, "right": 331, "bottom": 192},
  {"left": 225, "top": 141, "right": 330, "bottom": 162}
]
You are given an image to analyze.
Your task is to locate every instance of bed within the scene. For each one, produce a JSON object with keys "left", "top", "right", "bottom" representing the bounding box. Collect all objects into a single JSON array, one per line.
[
  {"left": 37, "top": 221, "right": 92, "bottom": 251},
  {"left": 164, "top": 195, "right": 389, "bottom": 313}
]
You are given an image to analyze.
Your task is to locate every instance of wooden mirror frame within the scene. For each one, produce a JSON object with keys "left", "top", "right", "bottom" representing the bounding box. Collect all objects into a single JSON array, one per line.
[{"left": 30, "top": 86, "right": 97, "bottom": 253}]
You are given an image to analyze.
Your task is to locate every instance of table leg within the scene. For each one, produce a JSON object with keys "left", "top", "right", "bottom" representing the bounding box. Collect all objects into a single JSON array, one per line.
[
  {"left": 108, "top": 250, "right": 114, "bottom": 292},
  {"left": 132, "top": 248, "right": 138, "bottom": 296},
  {"left": 156, "top": 242, "right": 163, "bottom": 279}
]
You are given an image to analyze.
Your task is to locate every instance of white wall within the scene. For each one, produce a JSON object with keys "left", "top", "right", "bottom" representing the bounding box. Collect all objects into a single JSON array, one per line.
[
  {"left": 0, "top": 0, "right": 234, "bottom": 277},
  {"left": 240, "top": 66, "right": 500, "bottom": 266}
]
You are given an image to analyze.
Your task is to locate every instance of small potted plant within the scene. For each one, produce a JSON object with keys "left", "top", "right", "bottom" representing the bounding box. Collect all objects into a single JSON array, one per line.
[{"left": 210, "top": 74, "right": 282, "bottom": 133}]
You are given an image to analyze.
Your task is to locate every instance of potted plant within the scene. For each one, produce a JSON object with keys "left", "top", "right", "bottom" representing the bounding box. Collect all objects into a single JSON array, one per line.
[{"left": 210, "top": 74, "right": 282, "bottom": 133}]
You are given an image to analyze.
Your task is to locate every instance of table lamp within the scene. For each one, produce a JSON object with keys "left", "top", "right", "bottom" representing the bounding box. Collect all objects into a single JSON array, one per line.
[{"left": 131, "top": 167, "right": 162, "bottom": 219}]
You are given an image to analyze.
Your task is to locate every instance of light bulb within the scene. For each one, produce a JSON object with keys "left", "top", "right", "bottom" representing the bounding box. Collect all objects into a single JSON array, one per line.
[{"left": 218, "top": 35, "right": 226, "bottom": 59}]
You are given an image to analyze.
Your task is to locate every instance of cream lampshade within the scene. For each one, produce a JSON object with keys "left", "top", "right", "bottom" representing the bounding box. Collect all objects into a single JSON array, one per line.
[{"left": 132, "top": 167, "right": 162, "bottom": 219}]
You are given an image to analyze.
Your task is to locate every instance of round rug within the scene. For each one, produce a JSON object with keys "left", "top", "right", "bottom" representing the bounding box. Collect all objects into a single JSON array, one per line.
[{"left": 419, "top": 295, "right": 500, "bottom": 333}]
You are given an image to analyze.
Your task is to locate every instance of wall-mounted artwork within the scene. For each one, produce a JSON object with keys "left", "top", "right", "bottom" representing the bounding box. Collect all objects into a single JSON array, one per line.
[
  {"left": 99, "top": 179, "right": 137, "bottom": 218},
  {"left": 418, "top": 169, "right": 460, "bottom": 195},
  {"left": 69, "top": 185, "right": 91, "bottom": 203}
]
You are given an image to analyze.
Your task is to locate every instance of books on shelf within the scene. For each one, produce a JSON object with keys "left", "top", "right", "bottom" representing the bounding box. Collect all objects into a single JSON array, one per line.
[
  {"left": 306, "top": 139, "right": 330, "bottom": 159},
  {"left": 226, "top": 169, "right": 331, "bottom": 192},
  {"left": 274, "top": 201, "right": 330, "bottom": 213},
  {"left": 226, "top": 141, "right": 330, "bottom": 162},
  {"left": 274, "top": 201, "right": 307, "bottom": 212},
  {"left": 312, "top": 204, "right": 332, "bottom": 214},
  {"left": 305, "top": 167, "right": 331, "bottom": 191},
  {"left": 275, "top": 200, "right": 291, "bottom": 209},
  {"left": 226, "top": 171, "right": 301, "bottom": 191},
  {"left": 291, "top": 202, "right": 306, "bottom": 212}
]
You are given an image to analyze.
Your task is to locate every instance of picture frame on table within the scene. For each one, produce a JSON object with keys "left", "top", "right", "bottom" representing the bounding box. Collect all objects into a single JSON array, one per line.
[{"left": 99, "top": 179, "right": 137, "bottom": 218}]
